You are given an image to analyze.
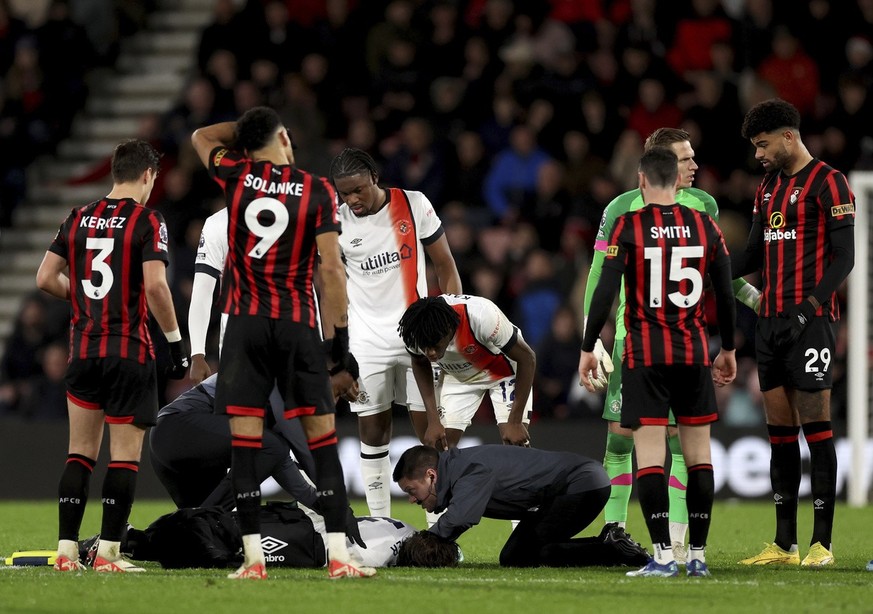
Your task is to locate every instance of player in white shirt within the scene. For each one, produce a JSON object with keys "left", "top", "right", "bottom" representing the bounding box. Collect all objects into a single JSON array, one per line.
[
  {"left": 398, "top": 294, "right": 535, "bottom": 448},
  {"left": 329, "top": 148, "right": 462, "bottom": 517},
  {"left": 303, "top": 507, "right": 417, "bottom": 568},
  {"left": 188, "top": 207, "right": 228, "bottom": 383}
]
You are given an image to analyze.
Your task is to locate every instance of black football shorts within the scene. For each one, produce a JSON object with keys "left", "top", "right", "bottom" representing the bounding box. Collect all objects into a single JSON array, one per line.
[
  {"left": 756, "top": 316, "right": 836, "bottom": 391},
  {"left": 619, "top": 364, "right": 718, "bottom": 428}
]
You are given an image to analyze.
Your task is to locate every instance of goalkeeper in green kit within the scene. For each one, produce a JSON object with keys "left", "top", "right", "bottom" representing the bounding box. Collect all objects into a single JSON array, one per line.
[{"left": 579, "top": 128, "right": 761, "bottom": 563}]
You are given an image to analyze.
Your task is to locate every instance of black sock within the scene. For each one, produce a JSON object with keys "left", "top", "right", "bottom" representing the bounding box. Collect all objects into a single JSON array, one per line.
[
  {"left": 308, "top": 430, "right": 348, "bottom": 533},
  {"left": 803, "top": 421, "right": 836, "bottom": 548},
  {"left": 101, "top": 461, "right": 139, "bottom": 541},
  {"left": 768, "top": 425, "right": 801, "bottom": 550},
  {"left": 231, "top": 435, "right": 262, "bottom": 536},
  {"left": 58, "top": 454, "right": 96, "bottom": 541},
  {"left": 636, "top": 466, "right": 670, "bottom": 548},
  {"left": 686, "top": 464, "right": 714, "bottom": 549}
]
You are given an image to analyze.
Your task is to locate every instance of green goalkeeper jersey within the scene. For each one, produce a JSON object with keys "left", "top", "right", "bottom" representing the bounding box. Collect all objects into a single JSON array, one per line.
[{"left": 583, "top": 187, "right": 719, "bottom": 339}]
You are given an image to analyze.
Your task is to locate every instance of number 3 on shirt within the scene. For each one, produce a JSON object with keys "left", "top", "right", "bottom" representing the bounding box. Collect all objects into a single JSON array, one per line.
[
  {"left": 245, "top": 197, "right": 289, "bottom": 259},
  {"left": 82, "top": 237, "right": 114, "bottom": 299},
  {"left": 643, "top": 245, "right": 704, "bottom": 309}
]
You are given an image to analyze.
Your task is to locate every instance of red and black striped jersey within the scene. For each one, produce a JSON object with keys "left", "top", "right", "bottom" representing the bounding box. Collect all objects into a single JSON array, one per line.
[
  {"left": 207, "top": 147, "right": 340, "bottom": 324},
  {"left": 604, "top": 203, "right": 729, "bottom": 367},
  {"left": 752, "top": 159, "right": 855, "bottom": 320},
  {"left": 48, "top": 198, "right": 169, "bottom": 363}
]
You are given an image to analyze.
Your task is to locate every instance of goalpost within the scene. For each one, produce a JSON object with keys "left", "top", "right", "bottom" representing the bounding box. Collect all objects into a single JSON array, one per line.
[{"left": 847, "top": 171, "right": 872, "bottom": 507}]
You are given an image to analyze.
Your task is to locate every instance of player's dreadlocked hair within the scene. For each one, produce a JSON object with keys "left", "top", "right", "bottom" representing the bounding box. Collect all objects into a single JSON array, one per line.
[
  {"left": 329, "top": 147, "right": 379, "bottom": 185},
  {"left": 235, "top": 106, "right": 282, "bottom": 153},
  {"left": 396, "top": 530, "right": 460, "bottom": 567},
  {"left": 741, "top": 98, "right": 801, "bottom": 140},
  {"left": 398, "top": 296, "right": 461, "bottom": 352},
  {"left": 643, "top": 127, "right": 690, "bottom": 152}
]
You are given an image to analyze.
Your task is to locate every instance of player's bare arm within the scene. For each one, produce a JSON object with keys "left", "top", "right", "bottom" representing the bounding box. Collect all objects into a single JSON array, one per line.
[
  {"left": 191, "top": 122, "right": 237, "bottom": 168},
  {"left": 36, "top": 251, "right": 71, "bottom": 301},
  {"left": 500, "top": 337, "right": 535, "bottom": 447},
  {"left": 424, "top": 235, "right": 462, "bottom": 294}
]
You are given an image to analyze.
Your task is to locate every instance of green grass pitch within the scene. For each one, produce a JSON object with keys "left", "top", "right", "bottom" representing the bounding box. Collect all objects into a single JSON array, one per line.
[{"left": 0, "top": 499, "right": 870, "bottom": 613}]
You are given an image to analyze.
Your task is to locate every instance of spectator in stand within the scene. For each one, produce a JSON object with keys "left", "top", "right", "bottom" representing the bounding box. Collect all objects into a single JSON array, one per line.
[
  {"left": 483, "top": 124, "right": 551, "bottom": 223},
  {"left": 756, "top": 25, "right": 819, "bottom": 117}
]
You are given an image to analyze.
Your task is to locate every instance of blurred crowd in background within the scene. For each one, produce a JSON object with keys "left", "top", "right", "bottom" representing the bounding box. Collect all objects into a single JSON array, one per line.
[{"left": 0, "top": 0, "right": 868, "bottom": 426}]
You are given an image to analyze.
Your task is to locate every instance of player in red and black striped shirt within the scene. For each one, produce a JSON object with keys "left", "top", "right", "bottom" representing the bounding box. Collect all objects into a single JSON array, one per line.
[
  {"left": 191, "top": 107, "right": 373, "bottom": 580},
  {"left": 580, "top": 148, "right": 737, "bottom": 577},
  {"left": 36, "top": 139, "right": 189, "bottom": 573},
  {"left": 733, "top": 99, "right": 855, "bottom": 567}
]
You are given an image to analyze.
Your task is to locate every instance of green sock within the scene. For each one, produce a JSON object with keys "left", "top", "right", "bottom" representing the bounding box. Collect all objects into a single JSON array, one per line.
[
  {"left": 603, "top": 431, "right": 634, "bottom": 524},
  {"left": 667, "top": 432, "right": 688, "bottom": 525}
]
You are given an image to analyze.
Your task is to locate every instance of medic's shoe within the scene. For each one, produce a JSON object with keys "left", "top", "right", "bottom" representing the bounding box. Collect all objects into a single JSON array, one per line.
[
  {"left": 739, "top": 543, "right": 800, "bottom": 565},
  {"left": 93, "top": 556, "right": 146, "bottom": 573},
  {"left": 328, "top": 557, "right": 377, "bottom": 579},
  {"left": 227, "top": 562, "right": 267, "bottom": 580}
]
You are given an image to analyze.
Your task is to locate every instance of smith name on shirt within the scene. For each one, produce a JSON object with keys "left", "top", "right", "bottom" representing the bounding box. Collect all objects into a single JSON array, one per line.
[
  {"left": 650, "top": 225, "right": 691, "bottom": 239},
  {"left": 243, "top": 174, "right": 304, "bottom": 196}
]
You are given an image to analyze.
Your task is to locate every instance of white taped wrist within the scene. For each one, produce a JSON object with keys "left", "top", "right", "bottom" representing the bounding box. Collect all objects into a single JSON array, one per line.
[
  {"left": 735, "top": 285, "right": 761, "bottom": 310},
  {"left": 165, "top": 328, "right": 182, "bottom": 342}
]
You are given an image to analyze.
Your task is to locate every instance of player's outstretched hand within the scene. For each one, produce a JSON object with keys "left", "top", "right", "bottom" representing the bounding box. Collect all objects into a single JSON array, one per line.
[
  {"left": 189, "top": 354, "right": 211, "bottom": 384},
  {"left": 167, "top": 339, "right": 190, "bottom": 380},
  {"left": 712, "top": 348, "right": 737, "bottom": 387}
]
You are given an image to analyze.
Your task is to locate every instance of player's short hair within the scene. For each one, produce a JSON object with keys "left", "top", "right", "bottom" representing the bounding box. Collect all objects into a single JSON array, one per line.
[
  {"left": 643, "top": 127, "right": 690, "bottom": 152},
  {"left": 392, "top": 445, "right": 439, "bottom": 482},
  {"left": 111, "top": 139, "right": 160, "bottom": 183},
  {"left": 741, "top": 98, "right": 801, "bottom": 139},
  {"left": 329, "top": 147, "right": 379, "bottom": 185},
  {"left": 235, "top": 106, "right": 282, "bottom": 153},
  {"left": 397, "top": 296, "right": 461, "bottom": 352},
  {"left": 639, "top": 147, "right": 678, "bottom": 188},
  {"left": 396, "top": 530, "right": 460, "bottom": 567}
]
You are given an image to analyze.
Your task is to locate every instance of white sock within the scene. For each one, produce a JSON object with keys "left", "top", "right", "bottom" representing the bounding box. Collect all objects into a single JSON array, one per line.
[
  {"left": 510, "top": 520, "right": 520, "bottom": 531},
  {"left": 653, "top": 543, "right": 674, "bottom": 565},
  {"left": 689, "top": 546, "right": 705, "bottom": 563},
  {"left": 669, "top": 521, "right": 688, "bottom": 546},
  {"left": 57, "top": 539, "right": 78, "bottom": 559},
  {"left": 96, "top": 539, "right": 121, "bottom": 561},
  {"left": 616, "top": 521, "right": 626, "bottom": 529},
  {"left": 360, "top": 443, "right": 391, "bottom": 516},
  {"left": 425, "top": 509, "right": 445, "bottom": 528},
  {"left": 326, "top": 532, "right": 350, "bottom": 561},
  {"left": 241, "top": 533, "right": 265, "bottom": 566}
]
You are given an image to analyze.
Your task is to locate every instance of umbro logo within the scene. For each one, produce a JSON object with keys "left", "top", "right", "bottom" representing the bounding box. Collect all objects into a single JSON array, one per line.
[
  {"left": 367, "top": 480, "right": 383, "bottom": 491},
  {"left": 763, "top": 192, "right": 771, "bottom": 202},
  {"left": 350, "top": 238, "right": 363, "bottom": 247},
  {"left": 814, "top": 498, "right": 825, "bottom": 508},
  {"left": 261, "top": 536, "right": 288, "bottom": 554}
]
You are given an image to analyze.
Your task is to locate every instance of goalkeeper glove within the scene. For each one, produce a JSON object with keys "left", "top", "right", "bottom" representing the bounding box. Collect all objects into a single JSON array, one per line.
[{"left": 590, "top": 338, "right": 614, "bottom": 391}]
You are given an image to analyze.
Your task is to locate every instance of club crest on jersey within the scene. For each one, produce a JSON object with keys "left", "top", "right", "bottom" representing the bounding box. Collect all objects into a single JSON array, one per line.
[
  {"left": 157, "top": 222, "right": 169, "bottom": 251},
  {"left": 789, "top": 188, "right": 802, "bottom": 204},
  {"left": 396, "top": 219, "right": 411, "bottom": 235},
  {"left": 464, "top": 344, "right": 477, "bottom": 354}
]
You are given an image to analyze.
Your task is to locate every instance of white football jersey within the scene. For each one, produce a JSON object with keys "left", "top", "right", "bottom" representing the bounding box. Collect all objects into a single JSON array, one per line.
[
  {"left": 339, "top": 188, "right": 443, "bottom": 357},
  {"left": 407, "top": 294, "right": 520, "bottom": 384},
  {"left": 194, "top": 208, "right": 229, "bottom": 353},
  {"left": 305, "top": 508, "right": 417, "bottom": 567}
]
